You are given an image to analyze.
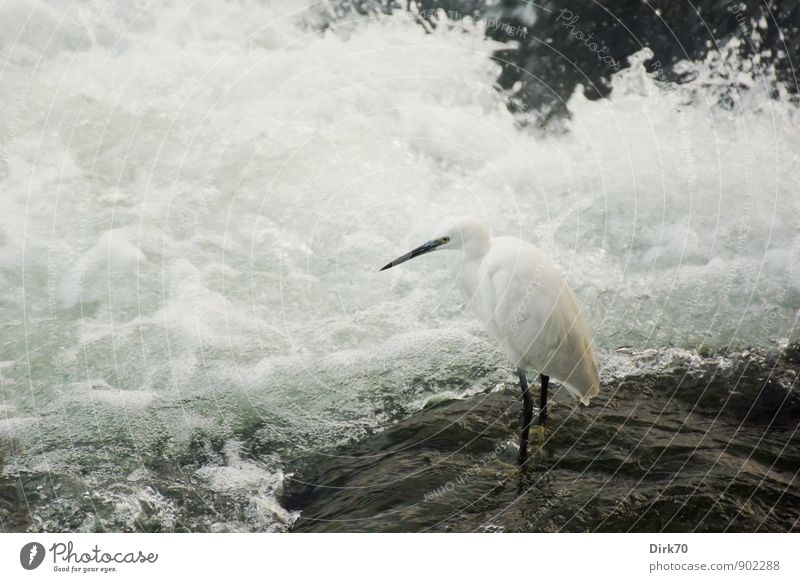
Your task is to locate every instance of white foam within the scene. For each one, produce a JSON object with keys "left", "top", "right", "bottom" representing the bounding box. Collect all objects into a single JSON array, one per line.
[{"left": 1, "top": 1, "right": 798, "bottom": 531}]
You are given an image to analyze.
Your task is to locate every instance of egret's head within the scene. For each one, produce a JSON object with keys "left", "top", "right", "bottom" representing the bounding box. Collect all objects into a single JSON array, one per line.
[
  {"left": 379, "top": 216, "right": 490, "bottom": 271},
  {"left": 430, "top": 216, "right": 490, "bottom": 251}
]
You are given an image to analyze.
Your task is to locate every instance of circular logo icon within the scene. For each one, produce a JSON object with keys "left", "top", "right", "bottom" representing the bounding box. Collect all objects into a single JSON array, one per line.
[{"left": 20, "top": 542, "right": 46, "bottom": 570}]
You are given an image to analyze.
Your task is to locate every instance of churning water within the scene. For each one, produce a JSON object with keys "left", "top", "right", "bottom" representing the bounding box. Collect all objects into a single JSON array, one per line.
[{"left": 1, "top": 1, "right": 798, "bottom": 532}]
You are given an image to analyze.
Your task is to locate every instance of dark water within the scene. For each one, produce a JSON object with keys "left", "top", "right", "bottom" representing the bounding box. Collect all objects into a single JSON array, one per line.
[{"left": 281, "top": 347, "right": 800, "bottom": 532}]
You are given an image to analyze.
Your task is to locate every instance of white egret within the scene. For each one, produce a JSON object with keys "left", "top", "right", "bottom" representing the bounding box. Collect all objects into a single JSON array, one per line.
[{"left": 380, "top": 216, "right": 600, "bottom": 462}]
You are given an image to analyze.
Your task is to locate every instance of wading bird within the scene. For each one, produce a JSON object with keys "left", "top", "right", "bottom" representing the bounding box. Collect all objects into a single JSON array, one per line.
[{"left": 380, "top": 216, "right": 600, "bottom": 463}]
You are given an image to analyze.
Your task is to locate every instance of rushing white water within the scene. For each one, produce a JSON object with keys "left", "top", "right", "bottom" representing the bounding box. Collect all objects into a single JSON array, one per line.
[{"left": 1, "top": 1, "right": 799, "bottom": 531}]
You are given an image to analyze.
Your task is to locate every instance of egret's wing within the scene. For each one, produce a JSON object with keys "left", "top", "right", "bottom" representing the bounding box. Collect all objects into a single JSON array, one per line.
[
  {"left": 477, "top": 241, "right": 561, "bottom": 363},
  {"left": 546, "top": 283, "right": 600, "bottom": 404},
  {"left": 479, "top": 238, "right": 600, "bottom": 404}
]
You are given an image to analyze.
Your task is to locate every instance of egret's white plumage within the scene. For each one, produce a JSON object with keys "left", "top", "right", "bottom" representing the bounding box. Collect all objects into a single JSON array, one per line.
[{"left": 382, "top": 215, "right": 600, "bottom": 406}]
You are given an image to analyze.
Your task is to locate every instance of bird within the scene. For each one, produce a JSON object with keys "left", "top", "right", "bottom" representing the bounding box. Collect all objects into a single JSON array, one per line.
[{"left": 380, "top": 216, "right": 600, "bottom": 463}]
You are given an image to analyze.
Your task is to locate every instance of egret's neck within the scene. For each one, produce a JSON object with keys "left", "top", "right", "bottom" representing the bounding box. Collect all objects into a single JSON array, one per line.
[
  {"left": 447, "top": 236, "right": 490, "bottom": 299},
  {"left": 462, "top": 233, "right": 491, "bottom": 262}
]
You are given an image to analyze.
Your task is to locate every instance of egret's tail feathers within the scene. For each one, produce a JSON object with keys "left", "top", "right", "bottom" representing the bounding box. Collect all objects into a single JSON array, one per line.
[
  {"left": 560, "top": 377, "right": 600, "bottom": 406},
  {"left": 561, "top": 354, "right": 600, "bottom": 406},
  {"left": 579, "top": 380, "right": 600, "bottom": 406}
]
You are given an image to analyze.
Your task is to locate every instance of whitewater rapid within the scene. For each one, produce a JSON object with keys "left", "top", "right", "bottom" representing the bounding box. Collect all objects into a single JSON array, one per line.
[{"left": 1, "top": 1, "right": 798, "bottom": 531}]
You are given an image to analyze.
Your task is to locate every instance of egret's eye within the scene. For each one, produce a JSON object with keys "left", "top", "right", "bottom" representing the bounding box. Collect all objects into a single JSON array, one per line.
[{"left": 441, "top": 236, "right": 450, "bottom": 244}]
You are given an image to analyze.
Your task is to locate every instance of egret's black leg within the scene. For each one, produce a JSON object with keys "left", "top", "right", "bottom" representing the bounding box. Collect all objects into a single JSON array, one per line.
[
  {"left": 518, "top": 368, "right": 533, "bottom": 464},
  {"left": 539, "top": 374, "right": 549, "bottom": 425}
]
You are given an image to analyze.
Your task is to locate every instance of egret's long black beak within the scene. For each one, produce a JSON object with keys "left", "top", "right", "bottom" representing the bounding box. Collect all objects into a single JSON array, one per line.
[{"left": 380, "top": 239, "right": 443, "bottom": 271}]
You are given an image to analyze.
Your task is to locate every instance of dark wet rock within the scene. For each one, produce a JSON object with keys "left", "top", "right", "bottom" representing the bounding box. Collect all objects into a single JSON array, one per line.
[
  {"left": 484, "top": 0, "right": 800, "bottom": 119},
  {"left": 282, "top": 352, "right": 800, "bottom": 532}
]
